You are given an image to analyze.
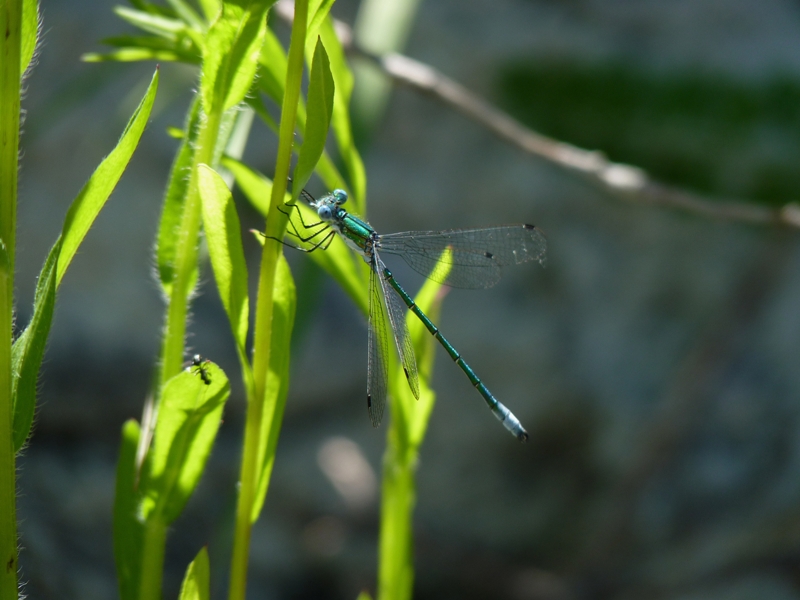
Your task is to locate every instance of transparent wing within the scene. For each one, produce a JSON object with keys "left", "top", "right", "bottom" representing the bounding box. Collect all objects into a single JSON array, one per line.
[
  {"left": 376, "top": 254, "right": 420, "bottom": 401},
  {"left": 378, "top": 224, "right": 547, "bottom": 289},
  {"left": 367, "top": 263, "right": 390, "bottom": 427}
]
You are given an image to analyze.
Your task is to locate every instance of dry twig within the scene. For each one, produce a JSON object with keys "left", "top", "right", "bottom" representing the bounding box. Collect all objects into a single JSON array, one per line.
[{"left": 274, "top": 0, "right": 800, "bottom": 229}]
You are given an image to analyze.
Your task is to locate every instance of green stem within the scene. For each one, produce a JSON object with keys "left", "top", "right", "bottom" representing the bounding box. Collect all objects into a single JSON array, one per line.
[
  {"left": 227, "top": 3, "right": 308, "bottom": 599},
  {"left": 139, "top": 103, "right": 223, "bottom": 600},
  {"left": 137, "top": 516, "right": 167, "bottom": 600},
  {"left": 378, "top": 434, "right": 416, "bottom": 600},
  {"left": 0, "top": 0, "right": 21, "bottom": 596},
  {"left": 160, "top": 108, "right": 223, "bottom": 386}
]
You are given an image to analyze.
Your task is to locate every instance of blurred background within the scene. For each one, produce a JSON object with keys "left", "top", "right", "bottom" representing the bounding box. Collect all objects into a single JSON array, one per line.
[{"left": 14, "top": 0, "right": 800, "bottom": 598}]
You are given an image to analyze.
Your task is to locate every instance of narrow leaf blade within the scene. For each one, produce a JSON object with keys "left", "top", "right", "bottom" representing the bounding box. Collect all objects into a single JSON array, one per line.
[
  {"left": 293, "top": 38, "right": 334, "bottom": 198},
  {"left": 224, "top": 157, "right": 368, "bottom": 314},
  {"left": 197, "top": 164, "right": 249, "bottom": 352},
  {"left": 320, "top": 19, "right": 366, "bottom": 212},
  {"left": 114, "top": 6, "right": 186, "bottom": 40},
  {"left": 57, "top": 68, "right": 159, "bottom": 285},
  {"left": 11, "top": 237, "right": 61, "bottom": 451},
  {"left": 21, "top": 0, "right": 38, "bottom": 74},
  {"left": 391, "top": 249, "right": 452, "bottom": 448},
  {"left": 201, "top": 0, "right": 274, "bottom": 114}
]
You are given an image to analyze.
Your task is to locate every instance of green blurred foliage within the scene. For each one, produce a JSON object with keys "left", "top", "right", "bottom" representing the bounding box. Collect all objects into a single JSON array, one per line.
[{"left": 499, "top": 60, "right": 800, "bottom": 206}]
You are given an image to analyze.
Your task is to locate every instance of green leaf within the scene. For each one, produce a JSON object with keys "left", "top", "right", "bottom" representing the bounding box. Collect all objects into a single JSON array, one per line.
[
  {"left": 83, "top": 47, "right": 188, "bottom": 63},
  {"left": 178, "top": 547, "right": 210, "bottom": 600},
  {"left": 57, "top": 68, "right": 159, "bottom": 286},
  {"left": 83, "top": 34, "right": 202, "bottom": 64},
  {"left": 221, "top": 156, "right": 275, "bottom": 214},
  {"left": 320, "top": 18, "right": 367, "bottom": 212},
  {"left": 139, "top": 363, "right": 230, "bottom": 524},
  {"left": 21, "top": 0, "right": 38, "bottom": 74},
  {"left": 10, "top": 237, "right": 60, "bottom": 451},
  {"left": 257, "top": 26, "right": 288, "bottom": 105},
  {"left": 196, "top": 164, "right": 251, "bottom": 379},
  {"left": 197, "top": 0, "right": 221, "bottom": 22},
  {"left": 292, "top": 37, "right": 334, "bottom": 199},
  {"left": 392, "top": 248, "right": 452, "bottom": 448},
  {"left": 250, "top": 253, "right": 295, "bottom": 521},
  {"left": 305, "top": 0, "right": 335, "bottom": 56},
  {"left": 201, "top": 0, "right": 274, "bottom": 114},
  {"left": 223, "top": 157, "right": 368, "bottom": 314},
  {"left": 113, "top": 420, "right": 144, "bottom": 600},
  {"left": 164, "top": 0, "right": 205, "bottom": 31},
  {"left": 157, "top": 94, "right": 201, "bottom": 297},
  {"left": 115, "top": 6, "right": 187, "bottom": 40}
]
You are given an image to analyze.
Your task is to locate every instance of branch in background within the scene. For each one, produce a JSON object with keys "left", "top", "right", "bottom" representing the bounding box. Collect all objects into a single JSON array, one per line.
[
  {"left": 274, "top": 0, "right": 800, "bottom": 229},
  {"left": 370, "top": 52, "right": 800, "bottom": 228}
]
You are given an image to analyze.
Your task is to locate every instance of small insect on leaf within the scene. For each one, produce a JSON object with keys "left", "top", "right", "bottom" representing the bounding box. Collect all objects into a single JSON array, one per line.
[{"left": 188, "top": 354, "right": 212, "bottom": 385}]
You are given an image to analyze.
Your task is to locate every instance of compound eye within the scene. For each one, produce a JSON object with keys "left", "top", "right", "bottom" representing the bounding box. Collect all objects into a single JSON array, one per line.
[
  {"left": 318, "top": 205, "right": 332, "bottom": 220},
  {"left": 333, "top": 189, "right": 348, "bottom": 205}
]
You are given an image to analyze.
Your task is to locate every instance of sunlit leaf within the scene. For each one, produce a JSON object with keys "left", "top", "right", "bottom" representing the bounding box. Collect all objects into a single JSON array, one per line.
[
  {"left": 391, "top": 249, "right": 452, "bottom": 449},
  {"left": 320, "top": 18, "right": 366, "bottom": 212},
  {"left": 10, "top": 238, "right": 60, "bottom": 451},
  {"left": 202, "top": 0, "right": 274, "bottom": 114},
  {"left": 83, "top": 48, "right": 188, "bottom": 63},
  {"left": 178, "top": 546, "right": 210, "bottom": 600},
  {"left": 21, "top": 0, "right": 38, "bottom": 74},
  {"left": 223, "top": 157, "right": 368, "bottom": 314},
  {"left": 164, "top": 0, "right": 205, "bottom": 31},
  {"left": 197, "top": 164, "right": 251, "bottom": 390},
  {"left": 115, "top": 6, "right": 187, "bottom": 40},
  {"left": 58, "top": 68, "right": 159, "bottom": 285},
  {"left": 250, "top": 254, "right": 295, "bottom": 521},
  {"left": 305, "top": 0, "right": 334, "bottom": 57},
  {"left": 139, "top": 363, "right": 230, "bottom": 524},
  {"left": 197, "top": 0, "right": 222, "bottom": 22},
  {"left": 292, "top": 37, "right": 334, "bottom": 199}
]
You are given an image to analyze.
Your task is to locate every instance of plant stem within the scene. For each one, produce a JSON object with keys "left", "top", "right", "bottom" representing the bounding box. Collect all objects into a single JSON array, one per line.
[
  {"left": 137, "top": 516, "right": 167, "bottom": 600},
  {"left": 378, "top": 434, "right": 416, "bottom": 600},
  {"left": 228, "top": 3, "right": 308, "bottom": 599},
  {"left": 139, "top": 102, "right": 222, "bottom": 600},
  {"left": 160, "top": 108, "right": 223, "bottom": 386},
  {"left": 0, "top": 0, "right": 21, "bottom": 595}
]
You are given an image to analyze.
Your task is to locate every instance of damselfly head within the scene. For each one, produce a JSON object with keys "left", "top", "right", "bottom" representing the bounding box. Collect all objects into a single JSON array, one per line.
[
  {"left": 317, "top": 203, "right": 334, "bottom": 221},
  {"left": 332, "top": 189, "right": 347, "bottom": 205}
]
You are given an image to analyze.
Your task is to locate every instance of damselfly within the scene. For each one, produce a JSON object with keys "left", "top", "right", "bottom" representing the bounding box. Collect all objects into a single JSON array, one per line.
[{"left": 274, "top": 189, "right": 546, "bottom": 442}]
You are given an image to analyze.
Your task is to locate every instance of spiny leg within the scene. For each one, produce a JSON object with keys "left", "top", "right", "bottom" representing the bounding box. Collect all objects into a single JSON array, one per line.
[
  {"left": 257, "top": 229, "right": 336, "bottom": 253},
  {"left": 277, "top": 203, "right": 327, "bottom": 241}
]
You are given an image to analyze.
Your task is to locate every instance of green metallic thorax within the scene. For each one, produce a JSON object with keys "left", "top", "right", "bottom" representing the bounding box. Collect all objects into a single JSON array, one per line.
[{"left": 336, "top": 211, "right": 375, "bottom": 255}]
